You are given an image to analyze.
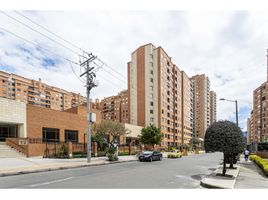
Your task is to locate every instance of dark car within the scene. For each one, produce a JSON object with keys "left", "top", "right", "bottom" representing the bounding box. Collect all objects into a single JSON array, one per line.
[{"left": 138, "top": 151, "right": 163, "bottom": 162}]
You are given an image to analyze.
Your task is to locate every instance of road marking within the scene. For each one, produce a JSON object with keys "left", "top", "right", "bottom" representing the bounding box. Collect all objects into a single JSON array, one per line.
[{"left": 16, "top": 177, "right": 74, "bottom": 188}]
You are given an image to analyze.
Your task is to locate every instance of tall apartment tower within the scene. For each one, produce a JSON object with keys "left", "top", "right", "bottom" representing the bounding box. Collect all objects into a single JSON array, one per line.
[
  {"left": 0, "top": 70, "right": 86, "bottom": 111},
  {"left": 210, "top": 90, "right": 217, "bottom": 124},
  {"left": 128, "top": 43, "right": 193, "bottom": 146},
  {"left": 252, "top": 82, "right": 268, "bottom": 143},
  {"left": 191, "top": 74, "right": 211, "bottom": 139},
  {"left": 101, "top": 90, "right": 129, "bottom": 123}
]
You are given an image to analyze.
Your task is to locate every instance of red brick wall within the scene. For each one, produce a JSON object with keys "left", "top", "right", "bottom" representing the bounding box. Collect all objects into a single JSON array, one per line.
[{"left": 27, "top": 104, "right": 87, "bottom": 143}]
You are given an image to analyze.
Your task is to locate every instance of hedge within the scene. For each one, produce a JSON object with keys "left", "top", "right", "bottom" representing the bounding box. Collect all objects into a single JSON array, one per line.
[{"left": 249, "top": 155, "right": 268, "bottom": 175}]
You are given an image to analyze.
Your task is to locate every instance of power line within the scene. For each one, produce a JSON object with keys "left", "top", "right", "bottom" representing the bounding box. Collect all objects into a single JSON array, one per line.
[
  {"left": 97, "top": 73, "right": 126, "bottom": 91},
  {"left": 0, "top": 11, "right": 84, "bottom": 58},
  {"left": 11, "top": 11, "right": 128, "bottom": 83},
  {"left": 0, "top": 25, "right": 79, "bottom": 66},
  {"left": 99, "top": 67, "right": 127, "bottom": 84},
  {"left": 97, "top": 58, "right": 127, "bottom": 79},
  {"left": 13, "top": 10, "right": 90, "bottom": 55}
]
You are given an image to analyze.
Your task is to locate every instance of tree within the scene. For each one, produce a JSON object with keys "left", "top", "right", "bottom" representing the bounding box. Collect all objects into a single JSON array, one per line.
[
  {"left": 92, "top": 120, "right": 129, "bottom": 145},
  {"left": 204, "top": 120, "right": 244, "bottom": 176},
  {"left": 139, "top": 124, "right": 163, "bottom": 146}
]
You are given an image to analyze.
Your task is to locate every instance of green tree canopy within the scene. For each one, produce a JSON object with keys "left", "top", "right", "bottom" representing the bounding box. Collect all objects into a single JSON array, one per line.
[
  {"left": 204, "top": 120, "right": 245, "bottom": 175},
  {"left": 139, "top": 124, "right": 163, "bottom": 146},
  {"left": 204, "top": 120, "right": 244, "bottom": 154},
  {"left": 92, "top": 120, "right": 129, "bottom": 145}
]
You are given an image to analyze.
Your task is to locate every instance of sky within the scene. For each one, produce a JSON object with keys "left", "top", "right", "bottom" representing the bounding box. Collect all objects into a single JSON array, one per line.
[{"left": 0, "top": 10, "right": 268, "bottom": 131}]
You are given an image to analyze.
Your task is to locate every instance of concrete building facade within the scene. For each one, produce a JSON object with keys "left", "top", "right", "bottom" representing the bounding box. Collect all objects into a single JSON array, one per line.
[
  {"left": 128, "top": 43, "right": 193, "bottom": 146},
  {"left": 0, "top": 70, "right": 86, "bottom": 111},
  {"left": 191, "top": 74, "right": 211, "bottom": 139},
  {"left": 0, "top": 97, "right": 27, "bottom": 141},
  {"left": 101, "top": 90, "right": 129, "bottom": 123},
  {"left": 252, "top": 81, "right": 268, "bottom": 143},
  {"left": 210, "top": 90, "right": 217, "bottom": 124}
]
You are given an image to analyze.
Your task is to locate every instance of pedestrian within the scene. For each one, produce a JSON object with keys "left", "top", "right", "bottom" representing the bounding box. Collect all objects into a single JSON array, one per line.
[{"left": 244, "top": 149, "right": 250, "bottom": 161}]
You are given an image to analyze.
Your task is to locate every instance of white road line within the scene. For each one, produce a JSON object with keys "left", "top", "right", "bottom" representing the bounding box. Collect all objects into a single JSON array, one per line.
[{"left": 15, "top": 177, "right": 74, "bottom": 188}]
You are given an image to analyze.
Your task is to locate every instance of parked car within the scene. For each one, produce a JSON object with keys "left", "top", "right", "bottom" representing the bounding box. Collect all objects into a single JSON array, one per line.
[
  {"left": 138, "top": 151, "right": 163, "bottom": 162},
  {"left": 167, "top": 150, "right": 182, "bottom": 158}
]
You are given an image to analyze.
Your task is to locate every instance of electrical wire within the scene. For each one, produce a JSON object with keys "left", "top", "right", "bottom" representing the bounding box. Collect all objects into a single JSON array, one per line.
[
  {"left": 0, "top": 25, "right": 79, "bottom": 66},
  {"left": 0, "top": 11, "right": 85, "bottom": 58},
  {"left": 13, "top": 10, "right": 90, "bottom": 55},
  {"left": 11, "top": 11, "right": 128, "bottom": 84}
]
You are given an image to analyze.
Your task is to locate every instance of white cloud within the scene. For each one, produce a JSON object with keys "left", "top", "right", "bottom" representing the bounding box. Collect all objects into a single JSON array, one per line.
[{"left": 0, "top": 10, "right": 267, "bottom": 130}]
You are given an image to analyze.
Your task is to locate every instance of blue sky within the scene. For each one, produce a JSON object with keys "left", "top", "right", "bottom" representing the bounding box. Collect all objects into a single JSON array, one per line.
[{"left": 1, "top": 10, "right": 268, "bottom": 130}]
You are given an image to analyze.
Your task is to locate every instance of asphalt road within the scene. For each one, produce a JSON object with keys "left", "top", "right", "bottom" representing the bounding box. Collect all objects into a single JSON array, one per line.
[{"left": 0, "top": 152, "right": 222, "bottom": 189}]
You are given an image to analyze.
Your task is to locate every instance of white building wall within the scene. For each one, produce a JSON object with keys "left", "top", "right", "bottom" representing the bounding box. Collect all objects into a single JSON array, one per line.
[{"left": 0, "top": 97, "right": 27, "bottom": 137}]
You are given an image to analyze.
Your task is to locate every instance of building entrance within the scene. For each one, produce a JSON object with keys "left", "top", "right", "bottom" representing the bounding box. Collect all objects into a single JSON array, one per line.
[{"left": 0, "top": 124, "right": 18, "bottom": 141}]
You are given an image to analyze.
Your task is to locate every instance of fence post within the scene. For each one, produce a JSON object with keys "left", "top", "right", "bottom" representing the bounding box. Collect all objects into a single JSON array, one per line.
[
  {"left": 93, "top": 142, "right": 98, "bottom": 157},
  {"left": 67, "top": 142, "right": 73, "bottom": 158}
]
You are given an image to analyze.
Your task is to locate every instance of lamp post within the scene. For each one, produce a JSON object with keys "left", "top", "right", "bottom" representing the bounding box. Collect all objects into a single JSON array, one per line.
[{"left": 219, "top": 98, "right": 238, "bottom": 127}]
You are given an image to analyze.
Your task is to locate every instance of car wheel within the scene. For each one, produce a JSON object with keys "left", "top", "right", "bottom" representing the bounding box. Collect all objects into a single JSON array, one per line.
[
  {"left": 149, "top": 157, "right": 153, "bottom": 162},
  {"left": 159, "top": 156, "right": 162, "bottom": 161}
]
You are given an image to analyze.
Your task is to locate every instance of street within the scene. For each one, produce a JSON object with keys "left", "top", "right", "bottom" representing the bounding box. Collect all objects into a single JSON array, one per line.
[{"left": 0, "top": 152, "right": 222, "bottom": 189}]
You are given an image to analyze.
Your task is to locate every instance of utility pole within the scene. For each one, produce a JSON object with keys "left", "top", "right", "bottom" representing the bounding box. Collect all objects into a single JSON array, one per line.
[{"left": 80, "top": 53, "right": 97, "bottom": 163}]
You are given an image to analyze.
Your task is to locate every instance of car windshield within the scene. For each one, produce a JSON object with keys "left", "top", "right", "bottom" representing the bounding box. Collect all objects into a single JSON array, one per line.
[{"left": 143, "top": 151, "right": 152, "bottom": 155}]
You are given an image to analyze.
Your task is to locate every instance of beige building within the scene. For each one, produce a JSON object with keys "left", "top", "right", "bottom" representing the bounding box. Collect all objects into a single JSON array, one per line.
[
  {"left": 127, "top": 43, "right": 193, "bottom": 147},
  {"left": 252, "top": 81, "right": 268, "bottom": 143},
  {"left": 247, "top": 113, "right": 254, "bottom": 145},
  {"left": 0, "top": 70, "right": 86, "bottom": 111},
  {"left": 191, "top": 74, "right": 211, "bottom": 139},
  {"left": 0, "top": 97, "right": 27, "bottom": 141},
  {"left": 101, "top": 90, "right": 129, "bottom": 123},
  {"left": 210, "top": 91, "right": 217, "bottom": 124}
]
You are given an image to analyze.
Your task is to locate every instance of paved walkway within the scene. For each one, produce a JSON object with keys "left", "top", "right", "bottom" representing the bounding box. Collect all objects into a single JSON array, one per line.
[
  {"left": 0, "top": 156, "right": 138, "bottom": 177},
  {"left": 235, "top": 160, "right": 268, "bottom": 189}
]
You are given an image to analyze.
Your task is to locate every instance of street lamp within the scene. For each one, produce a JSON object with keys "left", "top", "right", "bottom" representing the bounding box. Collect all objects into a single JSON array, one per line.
[{"left": 219, "top": 98, "right": 239, "bottom": 127}]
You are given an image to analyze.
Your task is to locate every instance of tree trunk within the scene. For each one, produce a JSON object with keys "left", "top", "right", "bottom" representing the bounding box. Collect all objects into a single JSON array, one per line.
[
  {"left": 229, "top": 153, "right": 235, "bottom": 169},
  {"left": 222, "top": 153, "right": 226, "bottom": 176}
]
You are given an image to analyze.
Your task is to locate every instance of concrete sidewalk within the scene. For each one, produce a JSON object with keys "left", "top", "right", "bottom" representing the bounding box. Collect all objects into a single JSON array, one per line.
[
  {"left": 235, "top": 160, "right": 268, "bottom": 188},
  {"left": 0, "top": 156, "right": 138, "bottom": 177},
  {"left": 201, "top": 159, "right": 268, "bottom": 189}
]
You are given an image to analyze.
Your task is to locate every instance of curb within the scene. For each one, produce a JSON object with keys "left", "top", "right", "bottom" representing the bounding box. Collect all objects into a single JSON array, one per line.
[
  {"left": 0, "top": 159, "right": 138, "bottom": 177},
  {"left": 200, "top": 166, "right": 240, "bottom": 189}
]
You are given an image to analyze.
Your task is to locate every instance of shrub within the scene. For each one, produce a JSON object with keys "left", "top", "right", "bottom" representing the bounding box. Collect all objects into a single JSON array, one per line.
[
  {"left": 107, "top": 145, "right": 118, "bottom": 161},
  {"left": 118, "top": 151, "right": 129, "bottom": 156},
  {"left": 249, "top": 155, "right": 268, "bottom": 175},
  {"left": 108, "top": 154, "right": 118, "bottom": 161}
]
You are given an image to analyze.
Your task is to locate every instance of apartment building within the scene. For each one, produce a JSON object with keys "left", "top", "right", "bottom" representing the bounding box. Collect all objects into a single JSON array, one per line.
[
  {"left": 247, "top": 112, "right": 254, "bottom": 145},
  {"left": 210, "top": 91, "right": 217, "bottom": 124},
  {"left": 100, "top": 90, "right": 129, "bottom": 123},
  {"left": 252, "top": 81, "right": 268, "bottom": 143},
  {"left": 191, "top": 74, "right": 211, "bottom": 139},
  {"left": 0, "top": 70, "right": 86, "bottom": 111},
  {"left": 181, "top": 71, "right": 194, "bottom": 144},
  {"left": 128, "top": 43, "right": 193, "bottom": 146}
]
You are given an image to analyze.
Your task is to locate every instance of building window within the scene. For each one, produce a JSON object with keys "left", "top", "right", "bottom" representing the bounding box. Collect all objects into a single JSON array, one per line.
[
  {"left": 150, "top": 78, "right": 153, "bottom": 83},
  {"left": 150, "top": 102, "right": 153, "bottom": 106},
  {"left": 150, "top": 110, "right": 154, "bottom": 114},
  {"left": 65, "top": 130, "right": 78, "bottom": 143},
  {"left": 42, "top": 128, "right": 60, "bottom": 143}
]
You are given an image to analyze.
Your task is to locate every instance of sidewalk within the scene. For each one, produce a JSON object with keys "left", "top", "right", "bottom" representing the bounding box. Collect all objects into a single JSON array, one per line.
[
  {"left": 200, "top": 159, "right": 268, "bottom": 189},
  {"left": 0, "top": 155, "right": 138, "bottom": 177},
  {"left": 235, "top": 160, "right": 268, "bottom": 188}
]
